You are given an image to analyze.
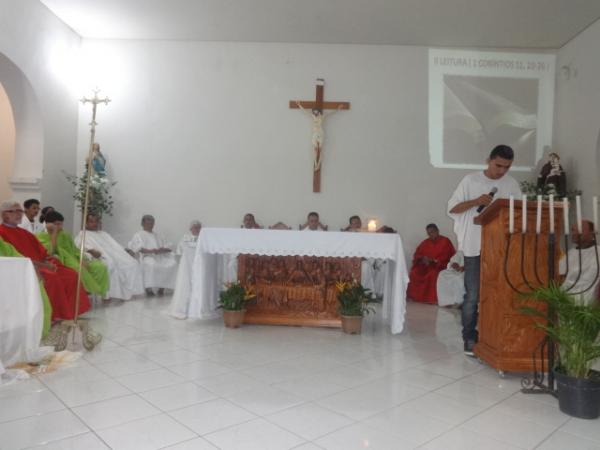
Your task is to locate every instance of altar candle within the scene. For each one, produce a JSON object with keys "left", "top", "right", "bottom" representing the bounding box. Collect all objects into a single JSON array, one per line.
[
  {"left": 536, "top": 195, "right": 542, "bottom": 234},
  {"left": 576, "top": 195, "right": 583, "bottom": 234},
  {"left": 563, "top": 197, "right": 569, "bottom": 235},
  {"left": 549, "top": 194, "right": 555, "bottom": 234},
  {"left": 593, "top": 196, "right": 598, "bottom": 231},
  {"left": 509, "top": 195, "right": 515, "bottom": 234},
  {"left": 522, "top": 194, "right": 527, "bottom": 233},
  {"left": 367, "top": 220, "right": 377, "bottom": 232}
]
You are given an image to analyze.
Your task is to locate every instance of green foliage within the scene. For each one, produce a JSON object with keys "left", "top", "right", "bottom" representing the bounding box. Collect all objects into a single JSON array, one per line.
[
  {"left": 336, "top": 281, "right": 380, "bottom": 317},
  {"left": 520, "top": 180, "right": 581, "bottom": 201},
  {"left": 65, "top": 171, "right": 116, "bottom": 217},
  {"left": 218, "top": 282, "right": 255, "bottom": 311},
  {"left": 521, "top": 283, "right": 600, "bottom": 379}
]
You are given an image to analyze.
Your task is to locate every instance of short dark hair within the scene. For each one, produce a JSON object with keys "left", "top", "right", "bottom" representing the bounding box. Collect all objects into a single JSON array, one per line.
[
  {"left": 426, "top": 223, "right": 439, "bottom": 231},
  {"left": 349, "top": 215, "right": 360, "bottom": 223},
  {"left": 141, "top": 214, "right": 155, "bottom": 225},
  {"left": 23, "top": 199, "right": 40, "bottom": 209},
  {"left": 39, "top": 206, "right": 54, "bottom": 223},
  {"left": 489, "top": 145, "right": 514, "bottom": 161},
  {"left": 308, "top": 211, "right": 319, "bottom": 219},
  {"left": 44, "top": 211, "right": 64, "bottom": 223}
]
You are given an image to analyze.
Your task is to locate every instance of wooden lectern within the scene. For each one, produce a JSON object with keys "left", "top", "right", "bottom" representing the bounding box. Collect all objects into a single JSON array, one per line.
[{"left": 474, "top": 199, "right": 563, "bottom": 373}]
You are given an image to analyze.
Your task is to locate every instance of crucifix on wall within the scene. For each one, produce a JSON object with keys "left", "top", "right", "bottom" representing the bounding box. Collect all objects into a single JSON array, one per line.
[{"left": 289, "top": 78, "right": 350, "bottom": 193}]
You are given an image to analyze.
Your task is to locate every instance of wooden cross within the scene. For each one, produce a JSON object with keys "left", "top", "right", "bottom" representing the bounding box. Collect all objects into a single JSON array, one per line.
[{"left": 289, "top": 78, "right": 350, "bottom": 193}]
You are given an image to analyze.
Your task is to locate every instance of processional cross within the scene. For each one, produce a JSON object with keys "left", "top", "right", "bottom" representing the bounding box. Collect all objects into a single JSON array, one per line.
[{"left": 289, "top": 78, "right": 350, "bottom": 193}]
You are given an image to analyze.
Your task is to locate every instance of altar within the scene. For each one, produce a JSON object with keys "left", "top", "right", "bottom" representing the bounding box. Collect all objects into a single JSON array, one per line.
[{"left": 175, "top": 228, "right": 409, "bottom": 334}]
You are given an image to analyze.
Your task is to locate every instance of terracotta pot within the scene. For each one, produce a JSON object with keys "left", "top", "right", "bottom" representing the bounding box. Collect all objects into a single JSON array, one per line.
[
  {"left": 223, "top": 309, "right": 245, "bottom": 328},
  {"left": 341, "top": 315, "right": 363, "bottom": 334}
]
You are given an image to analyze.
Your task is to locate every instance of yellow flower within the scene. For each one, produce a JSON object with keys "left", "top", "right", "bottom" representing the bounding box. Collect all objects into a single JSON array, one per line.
[
  {"left": 335, "top": 281, "right": 350, "bottom": 293},
  {"left": 244, "top": 285, "right": 257, "bottom": 300}
]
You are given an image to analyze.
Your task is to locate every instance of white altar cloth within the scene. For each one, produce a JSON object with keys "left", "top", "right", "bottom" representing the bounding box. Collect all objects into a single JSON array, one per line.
[
  {"left": 178, "top": 228, "right": 408, "bottom": 334},
  {"left": 0, "top": 257, "right": 46, "bottom": 371}
]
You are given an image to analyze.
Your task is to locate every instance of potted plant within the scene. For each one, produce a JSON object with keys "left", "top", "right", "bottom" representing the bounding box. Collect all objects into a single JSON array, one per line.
[
  {"left": 335, "top": 281, "right": 379, "bottom": 334},
  {"left": 521, "top": 284, "right": 600, "bottom": 419},
  {"left": 218, "top": 282, "right": 255, "bottom": 328}
]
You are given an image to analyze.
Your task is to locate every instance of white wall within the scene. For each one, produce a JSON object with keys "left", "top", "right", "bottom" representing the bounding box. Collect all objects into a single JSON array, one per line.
[
  {"left": 554, "top": 19, "right": 600, "bottom": 218},
  {"left": 0, "top": 82, "right": 15, "bottom": 201},
  {"left": 78, "top": 40, "right": 534, "bottom": 255},
  {"left": 0, "top": 0, "right": 81, "bottom": 226}
]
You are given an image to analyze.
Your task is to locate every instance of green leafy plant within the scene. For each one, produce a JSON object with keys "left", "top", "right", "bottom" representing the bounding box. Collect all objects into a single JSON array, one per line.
[
  {"left": 65, "top": 171, "right": 116, "bottom": 217},
  {"left": 521, "top": 283, "right": 600, "bottom": 379},
  {"left": 520, "top": 181, "right": 581, "bottom": 201},
  {"left": 218, "top": 282, "right": 256, "bottom": 311},
  {"left": 335, "top": 281, "right": 379, "bottom": 317}
]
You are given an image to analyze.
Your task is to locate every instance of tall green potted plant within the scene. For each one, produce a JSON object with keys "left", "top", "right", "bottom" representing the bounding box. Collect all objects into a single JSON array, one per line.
[
  {"left": 218, "top": 282, "right": 255, "bottom": 328},
  {"left": 521, "top": 284, "right": 600, "bottom": 419},
  {"left": 336, "top": 281, "right": 378, "bottom": 334}
]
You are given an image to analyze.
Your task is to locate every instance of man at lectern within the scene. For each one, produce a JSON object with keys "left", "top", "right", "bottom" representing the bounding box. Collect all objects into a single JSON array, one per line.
[{"left": 447, "top": 145, "right": 522, "bottom": 356}]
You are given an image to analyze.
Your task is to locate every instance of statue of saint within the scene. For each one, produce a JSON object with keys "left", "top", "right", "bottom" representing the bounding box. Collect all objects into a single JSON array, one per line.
[{"left": 537, "top": 152, "right": 566, "bottom": 197}]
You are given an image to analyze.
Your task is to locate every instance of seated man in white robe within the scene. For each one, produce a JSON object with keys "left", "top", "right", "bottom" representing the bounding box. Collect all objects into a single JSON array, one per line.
[
  {"left": 176, "top": 220, "right": 201, "bottom": 255},
  {"left": 437, "top": 251, "right": 466, "bottom": 307},
  {"left": 128, "top": 214, "right": 178, "bottom": 297},
  {"left": 75, "top": 214, "right": 144, "bottom": 301},
  {"left": 300, "top": 211, "right": 328, "bottom": 231},
  {"left": 560, "top": 220, "right": 600, "bottom": 306},
  {"left": 18, "top": 198, "right": 44, "bottom": 233}
]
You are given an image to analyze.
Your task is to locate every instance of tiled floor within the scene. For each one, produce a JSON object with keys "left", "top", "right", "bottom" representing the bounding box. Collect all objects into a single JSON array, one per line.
[{"left": 1, "top": 296, "right": 599, "bottom": 450}]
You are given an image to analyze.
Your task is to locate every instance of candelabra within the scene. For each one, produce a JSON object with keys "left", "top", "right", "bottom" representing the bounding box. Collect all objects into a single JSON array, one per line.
[{"left": 503, "top": 195, "right": 599, "bottom": 396}]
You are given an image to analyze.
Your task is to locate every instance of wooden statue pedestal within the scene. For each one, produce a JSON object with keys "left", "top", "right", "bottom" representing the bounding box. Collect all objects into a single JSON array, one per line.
[
  {"left": 237, "top": 255, "right": 361, "bottom": 328},
  {"left": 474, "top": 199, "right": 562, "bottom": 373}
]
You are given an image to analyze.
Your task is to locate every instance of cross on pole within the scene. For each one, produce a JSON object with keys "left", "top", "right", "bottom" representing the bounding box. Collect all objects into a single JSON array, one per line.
[{"left": 289, "top": 79, "right": 350, "bottom": 193}]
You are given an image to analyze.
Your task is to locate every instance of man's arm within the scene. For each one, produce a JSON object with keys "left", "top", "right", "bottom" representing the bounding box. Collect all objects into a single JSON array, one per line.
[{"left": 449, "top": 194, "right": 494, "bottom": 214}]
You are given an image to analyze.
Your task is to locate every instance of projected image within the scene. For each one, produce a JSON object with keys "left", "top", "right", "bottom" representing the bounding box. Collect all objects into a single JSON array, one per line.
[{"left": 443, "top": 75, "right": 538, "bottom": 167}]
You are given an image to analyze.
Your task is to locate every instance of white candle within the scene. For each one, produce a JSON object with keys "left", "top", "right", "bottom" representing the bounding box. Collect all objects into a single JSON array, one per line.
[
  {"left": 563, "top": 198, "right": 569, "bottom": 236},
  {"left": 576, "top": 195, "right": 583, "bottom": 234},
  {"left": 367, "top": 220, "right": 377, "bottom": 232},
  {"left": 593, "top": 196, "right": 598, "bottom": 232},
  {"left": 509, "top": 195, "right": 515, "bottom": 234},
  {"left": 536, "top": 195, "right": 542, "bottom": 234},
  {"left": 522, "top": 194, "right": 527, "bottom": 233},
  {"left": 549, "top": 194, "right": 555, "bottom": 234}
]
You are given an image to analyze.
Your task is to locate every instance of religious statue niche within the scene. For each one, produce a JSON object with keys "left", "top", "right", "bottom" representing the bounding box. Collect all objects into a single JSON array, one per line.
[
  {"left": 537, "top": 152, "right": 566, "bottom": 197},
  {"left": 289, "top": 78, "right": 350, "bottom": 193},
  {"left": 238, "top": 254, "right": 361, "bottom": 327}
]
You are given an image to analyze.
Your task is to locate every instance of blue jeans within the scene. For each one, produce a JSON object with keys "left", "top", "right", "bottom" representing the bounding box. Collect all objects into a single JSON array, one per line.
[{"left": 462, "top": 255, "right": 480, "bottom": 343}]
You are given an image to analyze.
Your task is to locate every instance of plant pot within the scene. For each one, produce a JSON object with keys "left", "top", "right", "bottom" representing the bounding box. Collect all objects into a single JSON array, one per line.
[
  {"left": 223, "top": 309, "right": 245, "bottom": 328},
  {"left": 341, "top": 315, "right": 363, "bottom": 334},
  {"left": 554, "top": 369, "right": 600, "bottom": 419}
]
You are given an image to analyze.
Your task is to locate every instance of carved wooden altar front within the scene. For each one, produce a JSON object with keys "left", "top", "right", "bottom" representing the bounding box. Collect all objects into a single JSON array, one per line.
[{"left": 237, "top": 255, "right": 361, "bottom": 327}]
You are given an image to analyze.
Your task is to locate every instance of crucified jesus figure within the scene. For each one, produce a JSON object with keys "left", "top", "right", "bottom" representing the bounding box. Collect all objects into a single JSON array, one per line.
[{"left": 296, "top": 102, "right": 341, "bottom": 172}]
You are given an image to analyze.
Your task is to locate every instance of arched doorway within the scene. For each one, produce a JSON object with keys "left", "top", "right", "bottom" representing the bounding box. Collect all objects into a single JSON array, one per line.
[{"left": 0, "top": 52, "right": 44, "bottom": 202}]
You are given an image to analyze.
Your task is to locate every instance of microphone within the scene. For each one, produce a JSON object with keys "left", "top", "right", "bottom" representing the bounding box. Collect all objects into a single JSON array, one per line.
[{"left": 476, "top": 187, "right": 498, "bottom": 213}]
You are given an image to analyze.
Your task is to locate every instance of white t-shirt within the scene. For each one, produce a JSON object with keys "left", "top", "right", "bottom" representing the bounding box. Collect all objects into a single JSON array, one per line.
[{"left": 447, "top": 171, "right": 522, "bottom": 257}]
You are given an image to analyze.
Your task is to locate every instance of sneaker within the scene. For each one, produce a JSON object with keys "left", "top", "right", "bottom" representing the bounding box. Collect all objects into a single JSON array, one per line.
[{"left": 463, "top": 341, "right": 476, "bottom": 357}]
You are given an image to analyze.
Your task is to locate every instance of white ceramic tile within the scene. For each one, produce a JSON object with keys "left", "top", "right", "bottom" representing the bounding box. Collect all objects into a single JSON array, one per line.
[
  {"left": 0, "top": 388, "right": 65, "bottom": 423},
  {"left": 460, "top": 368, "right": 524, "bottom": 393},
  {"left": 96, "top": 413, "right": 197, "bottom": 450},
  {"left": 37, "top": 363, "right": 111, "bottom": 387},
  {"left": 47, "top": 378, "right": 131, "bottom": 407},
  {"left": 316, "top": 382, "right": 427, "bottom": 420},
  {"left": 560, "top": 417, "right": 600, "bottom": 443},
  {"left": 168, "top": 360, "right": 231, "bottom": 380},
  {"left": 225, "top": 385, "right": 304, "bottom": 416},
  {"left": 140, "top": 382, "right": 217, "bottom": 411},
  {"left": 387, "top": 367, "right": 456, "bottom": 390},
  {"left": 492, "top": 394, "right": 571, "bottom": 428},
  {"left": 421, "top": 427, "right": 524, "bottom": 450},
  {"left": 72, "top": 394, "right": 160, "bottom": 430},
  {"left": 148, "top": 349, "right": 206, "bottom": 366},
  {"left": 0, "top": 378, "right": 48, "bottom": 398},
  {"left": 267, "top": 402, "right": 353, "bottom": 440},
  {"left": 0, "top": 410, "right": 89, "bottom": 450},
  {"left": 242, "top": 361, "right": 311, "bottom": 384},
  {"left": 204, "top": 418, "right": 305, "bottom": 450},
  {"left": 24, "top": 431, "right": 110, "bottom": 449},
  {"left": 536, "top": 431, "right": 600, "bottom": 450},
  {"left": 314, "top": 422, "right": 417, "bottom": 450},
  {"left": 291, "top": 444, "right": 325, "bottom": 450},
  {"left": 83, "top": 346, "right": 138, "bottom": 364},
  {"left": 162, "top": 437, "right": 218, "bottom": 449},
  {"left": 310, "top": 364, "right": 382, "bottom": 388},
  {"left": 126, "top": 340, "right": 183, "bottom": 356},
  {"left": 273, "top": 374, "right": 348, "bottom": 401},
  {"left": 418, "top": 355, "right": 485, "bottom": 379},
  {"left": 363, "top": 404, "right": 454, "bottom": 446},
  {"left": 462, "top": 408, "right": 556, "bottom": 449},
  {"left": 115, "top": 368, "right": 186, "bottom": 393},
  {"left": 93, "top": 356, "right": 162, "bottom": 377},
  {"left": 435, "top": 380, "right": 512, "bottom": 408},
  {"left": 399, "top": 392, "right": 485, "bottom": 425},
  {"left": 169, "top": 398, "right": 256, "bottom": 435},
  {"left": 193, "top": 371, "right": 268, "bottom": 396}
]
